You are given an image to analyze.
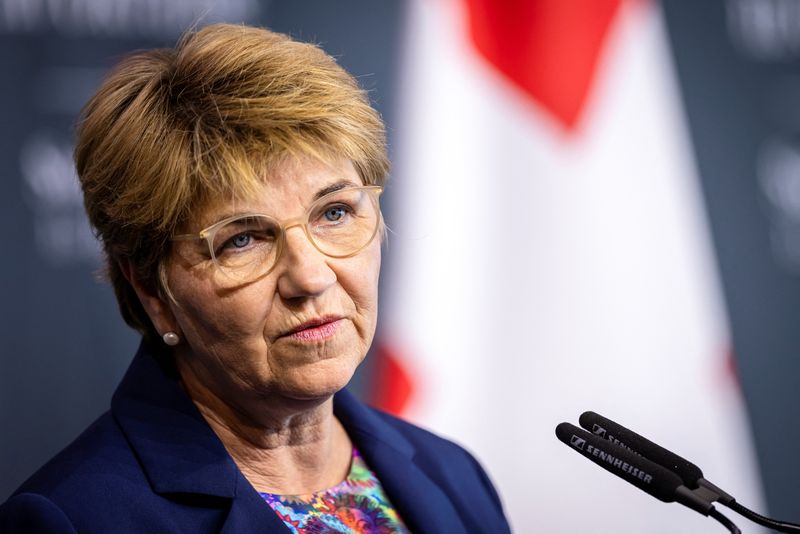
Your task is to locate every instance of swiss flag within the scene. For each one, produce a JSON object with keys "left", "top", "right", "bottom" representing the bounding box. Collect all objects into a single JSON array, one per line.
[
  {"left": 466, "top": 0, "right": 622, "bottom": 129},
  {"left": 376, "top": 0, "right": 767, "bottom": 531}
]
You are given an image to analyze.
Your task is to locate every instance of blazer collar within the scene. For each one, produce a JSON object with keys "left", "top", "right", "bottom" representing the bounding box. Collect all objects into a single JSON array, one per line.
[
  {"left": 112, "top": 341, "right": 467, "bottom": 533},
  {"left": 334, "top": 391, "right": 468, "bottom": 533},
  {"left": 111, "top": 341, "right": 239, "bottom": 498}
]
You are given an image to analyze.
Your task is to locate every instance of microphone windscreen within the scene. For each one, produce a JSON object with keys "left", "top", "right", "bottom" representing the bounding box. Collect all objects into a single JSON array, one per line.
[
  {"left": 556, "top": 422, "right": 684, "bottom": 503},
  {"left": 578, "top": 411, "right": 704, "bottom": 488}
]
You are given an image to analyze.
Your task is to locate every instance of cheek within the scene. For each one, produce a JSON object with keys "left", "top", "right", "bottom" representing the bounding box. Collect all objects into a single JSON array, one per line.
[
  {"left": 169, "top": 268, "right": 276, "bottom": 344},
  {"left": 346, "top": 243, "right": 381, "bottom": 320},
  {"left": 364, "top": 238, "right": 382, "bottom": 282},
  {"left": 355, "top": 239, "right": 380, "bottom": 286}
]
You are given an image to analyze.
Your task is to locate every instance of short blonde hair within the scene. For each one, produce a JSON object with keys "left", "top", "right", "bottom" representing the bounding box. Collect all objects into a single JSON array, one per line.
[{"left": 75, "top": 23, "right": 389, "bottom": 340}]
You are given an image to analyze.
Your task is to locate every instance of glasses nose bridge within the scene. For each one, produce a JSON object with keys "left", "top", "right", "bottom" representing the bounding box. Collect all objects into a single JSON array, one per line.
[
  {"left": 281, "top": 214, "right": 310, "bottom": 245},
  {"left": 278, "top": 214, "right": 320, "bottom": 258},
  {"left": 281, "top": 214, "right": 307, "bottom": 233}
]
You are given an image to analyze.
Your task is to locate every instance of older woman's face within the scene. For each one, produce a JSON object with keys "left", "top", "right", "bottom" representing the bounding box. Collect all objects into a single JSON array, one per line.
[{"left": 165, "top": 157, "right": 381, "bottom": 407}]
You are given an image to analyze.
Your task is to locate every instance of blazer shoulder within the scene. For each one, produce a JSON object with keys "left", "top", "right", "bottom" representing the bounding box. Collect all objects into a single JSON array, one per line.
[
  {"left": 0, "top": 492, "right": 78, "bottom": 533},
  {"left": 8, "top": 412, "right": 148, "bottom": 512}
]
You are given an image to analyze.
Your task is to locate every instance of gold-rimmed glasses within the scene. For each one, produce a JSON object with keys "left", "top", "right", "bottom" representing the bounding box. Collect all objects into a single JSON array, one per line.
[{"left": 171, "top": 185, "right": 383, "bottom": 285}]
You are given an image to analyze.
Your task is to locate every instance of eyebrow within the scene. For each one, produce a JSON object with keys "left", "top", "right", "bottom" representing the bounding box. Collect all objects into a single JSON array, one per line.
[
  {"left": 313, "top": 180, "right": 359, "bottom": 200},
  {"left": 201, "top": 180, "right": 361, "bottom": 229}
]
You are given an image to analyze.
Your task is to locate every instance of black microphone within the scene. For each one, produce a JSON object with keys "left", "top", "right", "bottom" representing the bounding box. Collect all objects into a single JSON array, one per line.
[
  {"left": 559, "top": 413, "right": 800, "bottom": 534},
  {"left": 554, "top": 422, "right": 712, "bottom": 514},
  {"left": 577, "top": 411, "right": 732, "bottom": 501}
]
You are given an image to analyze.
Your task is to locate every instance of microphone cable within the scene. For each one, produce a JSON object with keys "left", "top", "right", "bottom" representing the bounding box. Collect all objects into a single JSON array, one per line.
[
  {"left": 709, "top": 508, "right": 741, "bottom": 534},
  {"left": 724, "top": 501, "right": 800, "bottom": 533}
]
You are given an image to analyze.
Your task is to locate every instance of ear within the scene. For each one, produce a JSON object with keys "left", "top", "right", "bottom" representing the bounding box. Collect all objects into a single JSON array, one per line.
[{"left": 118, "top": 258, "right": 179, "bottom": 338}]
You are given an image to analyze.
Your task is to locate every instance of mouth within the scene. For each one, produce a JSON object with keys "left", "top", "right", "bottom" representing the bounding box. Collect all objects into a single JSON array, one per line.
[{"left": 283, "top": 316, "right": 344, "bottom": 342}]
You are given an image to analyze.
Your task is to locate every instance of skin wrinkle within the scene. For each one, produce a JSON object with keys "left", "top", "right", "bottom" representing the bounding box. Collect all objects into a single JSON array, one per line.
[{"left": 159, "top": 156, "right": 380, "bottom": 494}]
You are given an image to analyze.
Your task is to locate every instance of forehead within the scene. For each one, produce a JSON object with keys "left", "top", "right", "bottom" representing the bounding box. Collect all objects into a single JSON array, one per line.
[{"left": 195, "top": 157, "right": 361, "bottom": 228}]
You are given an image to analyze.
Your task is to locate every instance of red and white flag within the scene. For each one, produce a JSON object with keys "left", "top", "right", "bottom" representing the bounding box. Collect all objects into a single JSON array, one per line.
[{"left": 377, "top": 0, "right": 766, "bottom": 531}]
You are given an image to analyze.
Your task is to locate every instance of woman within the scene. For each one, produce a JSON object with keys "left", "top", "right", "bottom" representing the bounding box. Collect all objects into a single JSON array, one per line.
[{"left": 0, "top": 23, "right": 510, "bottom": 533}]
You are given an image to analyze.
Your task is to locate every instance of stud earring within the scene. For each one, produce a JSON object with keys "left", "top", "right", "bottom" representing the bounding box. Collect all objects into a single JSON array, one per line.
[{"left": 162, "top": 332, "right": 180, "bottom": 346}]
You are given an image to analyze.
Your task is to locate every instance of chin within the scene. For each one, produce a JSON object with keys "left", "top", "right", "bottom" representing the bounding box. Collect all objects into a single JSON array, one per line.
[{"left": 280, "top": 357, "right": 360, "bottom": 401}]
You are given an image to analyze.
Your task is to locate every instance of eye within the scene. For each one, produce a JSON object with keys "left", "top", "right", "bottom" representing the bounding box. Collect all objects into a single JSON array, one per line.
[
  {"left": 211, "top": 217, "right": 279, "bottom": 258},
  {"left": 216, "top": 232, "right": 256, "bottom": 256},
  {"left": 228, "top": 233, "right": 252, "bottom": 249},
  {"left": 324, "top": 206, "right": 348, "bottom": 222},
  {"left": 310, "top": 192, "right": 363, "bottom": 232}
]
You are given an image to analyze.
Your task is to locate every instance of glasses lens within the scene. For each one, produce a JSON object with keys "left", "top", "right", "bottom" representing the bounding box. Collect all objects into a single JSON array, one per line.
[
  {"left": 307, "top": 188, "right": 380, "bottom": 257},
  {"left": 211, "top": 215, "right": 280, "bottom": 281}
]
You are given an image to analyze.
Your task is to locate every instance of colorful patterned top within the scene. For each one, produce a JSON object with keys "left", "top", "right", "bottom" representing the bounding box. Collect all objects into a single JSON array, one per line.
[{"left": 259, "top": 448, "right": 411, "bottom": 533}]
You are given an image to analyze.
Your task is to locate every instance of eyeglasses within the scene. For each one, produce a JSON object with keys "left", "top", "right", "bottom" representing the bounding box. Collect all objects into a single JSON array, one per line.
[{"left": 171, "top": 185, "right": 383, "bottom": 285}]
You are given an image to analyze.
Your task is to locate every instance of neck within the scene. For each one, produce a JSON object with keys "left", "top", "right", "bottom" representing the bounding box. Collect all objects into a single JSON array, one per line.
[{"left": 176, "top": 360, "right": 353, "bottom": 495}]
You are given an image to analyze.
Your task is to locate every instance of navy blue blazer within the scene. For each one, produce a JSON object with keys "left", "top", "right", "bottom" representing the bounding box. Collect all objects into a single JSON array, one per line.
[{"left": 0, "top": 342, "right": 510, "bottom": 533}]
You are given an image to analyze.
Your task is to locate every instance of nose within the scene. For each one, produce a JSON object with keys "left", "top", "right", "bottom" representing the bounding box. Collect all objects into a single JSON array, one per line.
[{"left": 275, "top": 225, "right": 337, "bottom": 299}]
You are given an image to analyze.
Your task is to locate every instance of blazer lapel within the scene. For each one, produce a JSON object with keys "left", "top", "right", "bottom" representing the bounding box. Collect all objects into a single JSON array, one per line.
[
  {"left": 112, "top": 342, "right": 238, "bottom": 498},
  {"left": 334, "top": 390, "right": 468, "bottom": 534},
  {"left": 219, "top": 474, "right": 290, "bottom": 533},
  {"left": 111, "top": 342, "right": 290, "bottom": 532}
]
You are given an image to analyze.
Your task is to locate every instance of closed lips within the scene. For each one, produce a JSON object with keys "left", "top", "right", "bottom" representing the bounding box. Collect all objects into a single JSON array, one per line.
[{"left": 284, "top": 317, "right": 343, "bottom": 341}]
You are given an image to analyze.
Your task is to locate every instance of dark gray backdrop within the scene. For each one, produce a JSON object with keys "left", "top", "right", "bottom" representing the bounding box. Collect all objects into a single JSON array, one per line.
[
  {"left": 663, "top": 0, "right": 800, "bottom": 522},
  {"left": 1, "top": 0, "right": 798, "bottom": 525}
]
